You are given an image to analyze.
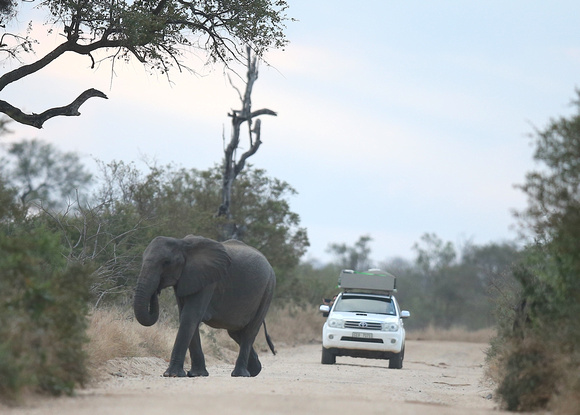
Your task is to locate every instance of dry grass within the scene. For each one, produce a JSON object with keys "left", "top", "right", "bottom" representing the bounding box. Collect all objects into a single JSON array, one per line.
[
  {"left": 264, "top": 303, "right": 324, "bottom": 347},
  {"left": 406, "top": 325, "right": 495, "bottom": 343},
  {"left": 86, "top": 307, "right": 176, "bottom": 370}
]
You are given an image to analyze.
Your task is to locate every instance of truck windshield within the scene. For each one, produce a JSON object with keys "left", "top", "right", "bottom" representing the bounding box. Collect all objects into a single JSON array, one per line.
[{"left": 334, "top": 295, "right": 395, "bottom": 315}]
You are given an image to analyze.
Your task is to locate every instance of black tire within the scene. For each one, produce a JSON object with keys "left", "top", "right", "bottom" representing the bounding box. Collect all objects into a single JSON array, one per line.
[
  {"left": 388, "top": 346, "right": 404, "bottom": 369},
  {"left": 321, "top": 347, "right": 336, "bottom": 364}
]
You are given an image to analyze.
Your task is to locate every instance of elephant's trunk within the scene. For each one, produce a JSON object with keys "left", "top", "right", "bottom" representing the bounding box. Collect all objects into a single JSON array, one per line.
[{"left": 133, "top": 273, "right": 160, "bottom": 327}]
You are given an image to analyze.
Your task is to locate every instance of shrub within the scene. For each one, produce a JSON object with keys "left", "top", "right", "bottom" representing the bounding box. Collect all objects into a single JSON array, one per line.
[
  {"left": 488, "top": 91, "right": 580, "bottom": 413},
  {"left": 495, "top": 339, "right": 556, "bottom": 411},
  {"left": 487, "top": 245, "right": 580, "bottom": 412},
  {"left": 0, "top": 226, "right": 92, "bottom": 401}
]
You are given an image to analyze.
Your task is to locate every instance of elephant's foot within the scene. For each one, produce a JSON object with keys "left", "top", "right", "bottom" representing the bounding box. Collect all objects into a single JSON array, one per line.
[
  {"left": 231, "top": 366, "right": 251, "bottom": 377},
  {"left": 163, "top": 365, "right": 187, "bottom": 377},
  {"left": 248, "top": 356, "right": 262, "bottom": 377},
  {"left": 187, "top": 367, "right": 209, "bottom": 377}
]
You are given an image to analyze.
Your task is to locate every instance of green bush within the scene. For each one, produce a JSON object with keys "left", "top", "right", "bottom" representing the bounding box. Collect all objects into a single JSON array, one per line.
[
  {"left": 0, "top": 225, "right": 92, "bottom": 401},
  {"left": 489, "top": 91, "right": 580, "bottom": 412},
  {"left": 487, "top": 250, "right": 568, "bottom": 412},
  {"left": 495, "top": 339, "right": 556, "bottom": 411}
]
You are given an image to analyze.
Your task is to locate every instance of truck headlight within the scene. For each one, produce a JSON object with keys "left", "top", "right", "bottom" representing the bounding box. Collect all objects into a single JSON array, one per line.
[
  {"left": 327, "top": 318, "right": 344, "bottom": 328},
  {"left": 382, "top": 322, "right": 399, "bottom": 332}
]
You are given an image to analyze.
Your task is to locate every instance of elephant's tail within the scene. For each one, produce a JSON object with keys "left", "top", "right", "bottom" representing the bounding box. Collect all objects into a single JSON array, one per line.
[{"left": 263, "top": 321, "right": 276, "bottom": 355}]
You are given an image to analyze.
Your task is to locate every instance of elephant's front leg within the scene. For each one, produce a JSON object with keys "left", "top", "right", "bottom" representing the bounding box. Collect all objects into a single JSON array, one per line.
[
  {"left": 164, "top": 320, "right": 195, "bottom": 377},
  {"left": 164, "top": 290, "right": 213, "bottom": 377},
  {"left": 187, "top": 327, "right": 209, "bottom": 377}
]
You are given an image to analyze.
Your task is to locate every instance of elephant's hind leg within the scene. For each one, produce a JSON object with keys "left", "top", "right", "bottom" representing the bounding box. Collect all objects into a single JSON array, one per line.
[
  {"left": 247, "top": 347, "right": 262, "bottom": 377},
  {"left": 227, "top": 330, "right": 249, "bottom": 377},
  {"left": 187, "top": 327, "right": 209, "bottom": 377},
  {"left": 228, "top": 329, "right": 261, "bottom": 377},
  {"left": 229, "top": 276, "right": 274, "bottom": 377}
]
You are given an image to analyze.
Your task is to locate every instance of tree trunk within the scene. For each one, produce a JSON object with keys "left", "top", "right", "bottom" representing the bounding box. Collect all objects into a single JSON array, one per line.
[{"left": 216, "top": 47, "right": 277, "bottom": 240}]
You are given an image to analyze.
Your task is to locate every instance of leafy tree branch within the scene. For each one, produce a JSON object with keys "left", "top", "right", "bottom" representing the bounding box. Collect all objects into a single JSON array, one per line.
[{"left": 0, "top": 0, "right": 290, "bottom": 127}]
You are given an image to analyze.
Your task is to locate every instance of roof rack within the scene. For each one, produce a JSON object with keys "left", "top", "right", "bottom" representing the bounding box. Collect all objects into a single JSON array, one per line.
[{"left": 338, "top": 269, "right": 397, "bottom": 294}]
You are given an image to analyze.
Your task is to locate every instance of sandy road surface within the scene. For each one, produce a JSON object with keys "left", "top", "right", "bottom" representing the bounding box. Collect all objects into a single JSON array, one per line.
[{"left": 3, "top": 340, "right": 509, "bottom": 415}]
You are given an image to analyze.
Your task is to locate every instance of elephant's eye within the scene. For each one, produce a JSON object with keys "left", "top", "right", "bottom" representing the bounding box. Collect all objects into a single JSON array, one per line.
[{"left": 162, "top": 259, "right": 171, "bottom": 267}]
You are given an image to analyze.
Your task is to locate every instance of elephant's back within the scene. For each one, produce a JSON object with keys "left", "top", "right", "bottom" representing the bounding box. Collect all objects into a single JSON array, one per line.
[
  {"left": 223, "top": 240, "right": 272, "bottom": 270},
  {"left": 223, "top": 239, "right": 263, "bottom": 256},
  {"left": 206, "top": 240, "right": 275, "bottom": 329}
]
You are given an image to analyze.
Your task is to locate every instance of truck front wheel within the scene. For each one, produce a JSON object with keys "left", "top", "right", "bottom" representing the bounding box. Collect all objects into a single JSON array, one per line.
[
  {"left": 321, "top": 347, "right": 336, "bottom": 364},
  {"left": 388, "top": 346, "right": 404, "bottom": 369}
]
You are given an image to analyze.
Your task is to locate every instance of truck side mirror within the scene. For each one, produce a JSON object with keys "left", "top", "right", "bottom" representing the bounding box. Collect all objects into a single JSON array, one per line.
[
  {"left": 320, "top": 304, "right": 330, "bottom": 317},
  {"left": 401, "top": 310, "right": 411, "bottom": 319}
]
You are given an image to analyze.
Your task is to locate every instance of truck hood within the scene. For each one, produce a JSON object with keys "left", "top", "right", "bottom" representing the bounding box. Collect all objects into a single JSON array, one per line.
[{"left": 328, "top": 311, "right": 399, "bottom": 323}]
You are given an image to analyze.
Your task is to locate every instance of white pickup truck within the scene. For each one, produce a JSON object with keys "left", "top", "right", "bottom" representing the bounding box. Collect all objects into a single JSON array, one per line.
[{"left": 319, "top": 269, "right": 410, "bottom": 369}]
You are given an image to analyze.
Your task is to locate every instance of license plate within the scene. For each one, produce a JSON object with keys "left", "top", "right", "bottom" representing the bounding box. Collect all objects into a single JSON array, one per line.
[{"left": 352, "top": 332, "right": 373, "bottom": 339}]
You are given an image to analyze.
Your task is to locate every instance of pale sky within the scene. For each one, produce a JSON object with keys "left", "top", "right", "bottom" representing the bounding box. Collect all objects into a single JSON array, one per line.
[{"left": 2, "top": 1, "right": 580, "bottom": 263}]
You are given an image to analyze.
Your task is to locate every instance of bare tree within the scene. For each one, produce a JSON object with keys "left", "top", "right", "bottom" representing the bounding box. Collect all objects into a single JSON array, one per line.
[
  {"left": 217, "top": 46, "right": 276, "bottom": 239},
  {"left": 0, "top": 0, "right": 290, "bottom": 128}
]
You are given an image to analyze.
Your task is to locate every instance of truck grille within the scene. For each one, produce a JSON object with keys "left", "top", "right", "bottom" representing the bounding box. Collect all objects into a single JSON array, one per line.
[
  {"left": 340, "top": 336, "right": 384, "bottom": 343},
  {"left": 344, "top": 321, "right": 382, "bottom": 330}
]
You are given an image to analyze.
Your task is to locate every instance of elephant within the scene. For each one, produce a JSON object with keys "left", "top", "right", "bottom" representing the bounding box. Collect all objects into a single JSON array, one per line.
[{"left": 133, "top": 235, "right": 276, "bottom": 378}]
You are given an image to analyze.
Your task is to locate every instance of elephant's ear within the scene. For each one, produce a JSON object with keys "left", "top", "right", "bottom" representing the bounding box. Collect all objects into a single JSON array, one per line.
[{"left": 175, "top": 236, "right": 232, "bottom": 297}]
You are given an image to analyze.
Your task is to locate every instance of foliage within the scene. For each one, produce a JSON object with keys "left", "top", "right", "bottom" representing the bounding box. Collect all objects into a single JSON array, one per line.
[
  {"left": 0, "top": 0, "right": 291, "bottom": 127},
  {"left": 412, "top": 232, "right": 456, "bottom": 275},
  {"left": 1, "top": 145, "right": 308, "bottom": 310},
  {"left": 327, "top": 235, "right": 373, "bottom": 271},
  {"left": 0, "top": 172, "right": 21, "bottom": 222},
  {"left": 0, "top": 181, "right": 93, "bottom": 400},
  {"left": 489, "top": 91, "right": 580, "bottom": 412},
  {"left": 0, "top": 0, "right": 15, "bottom": 21},
  {"left": 0, "top": 139, "right": 92, "bottom": 211},
  {"left": 390, "top": 235, "right": 518, "bottom": 331},
  {"left": 494, "top": 337, "right": 556, "bottom": 411},
  {"left": 283, "top": 261, "right": 341, "bottom": 305},
  {"left": 44, "top": 160, "right": 306, "bottom": 305}
]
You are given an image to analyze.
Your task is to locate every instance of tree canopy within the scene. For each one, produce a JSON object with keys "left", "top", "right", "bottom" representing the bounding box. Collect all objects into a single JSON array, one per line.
[
  {"left": 326, "top": 235, "right": 373, "bottom": 271},
  {"left": 0, "top": 139, "right": 92, "bottom": 210},
  {"left": 0, "top": 0, "right": 290, "bottom": 127}
]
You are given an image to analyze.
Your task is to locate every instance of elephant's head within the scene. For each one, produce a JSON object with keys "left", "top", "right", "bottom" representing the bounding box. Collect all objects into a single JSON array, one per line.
[{"left": 133, "top": 235, "right": 231, "bottom": 326}]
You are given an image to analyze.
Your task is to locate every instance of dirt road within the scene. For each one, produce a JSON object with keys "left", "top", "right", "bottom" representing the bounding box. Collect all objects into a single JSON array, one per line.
[{"left": 4, "top": 340, "right": 508, "bottom": 415}]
